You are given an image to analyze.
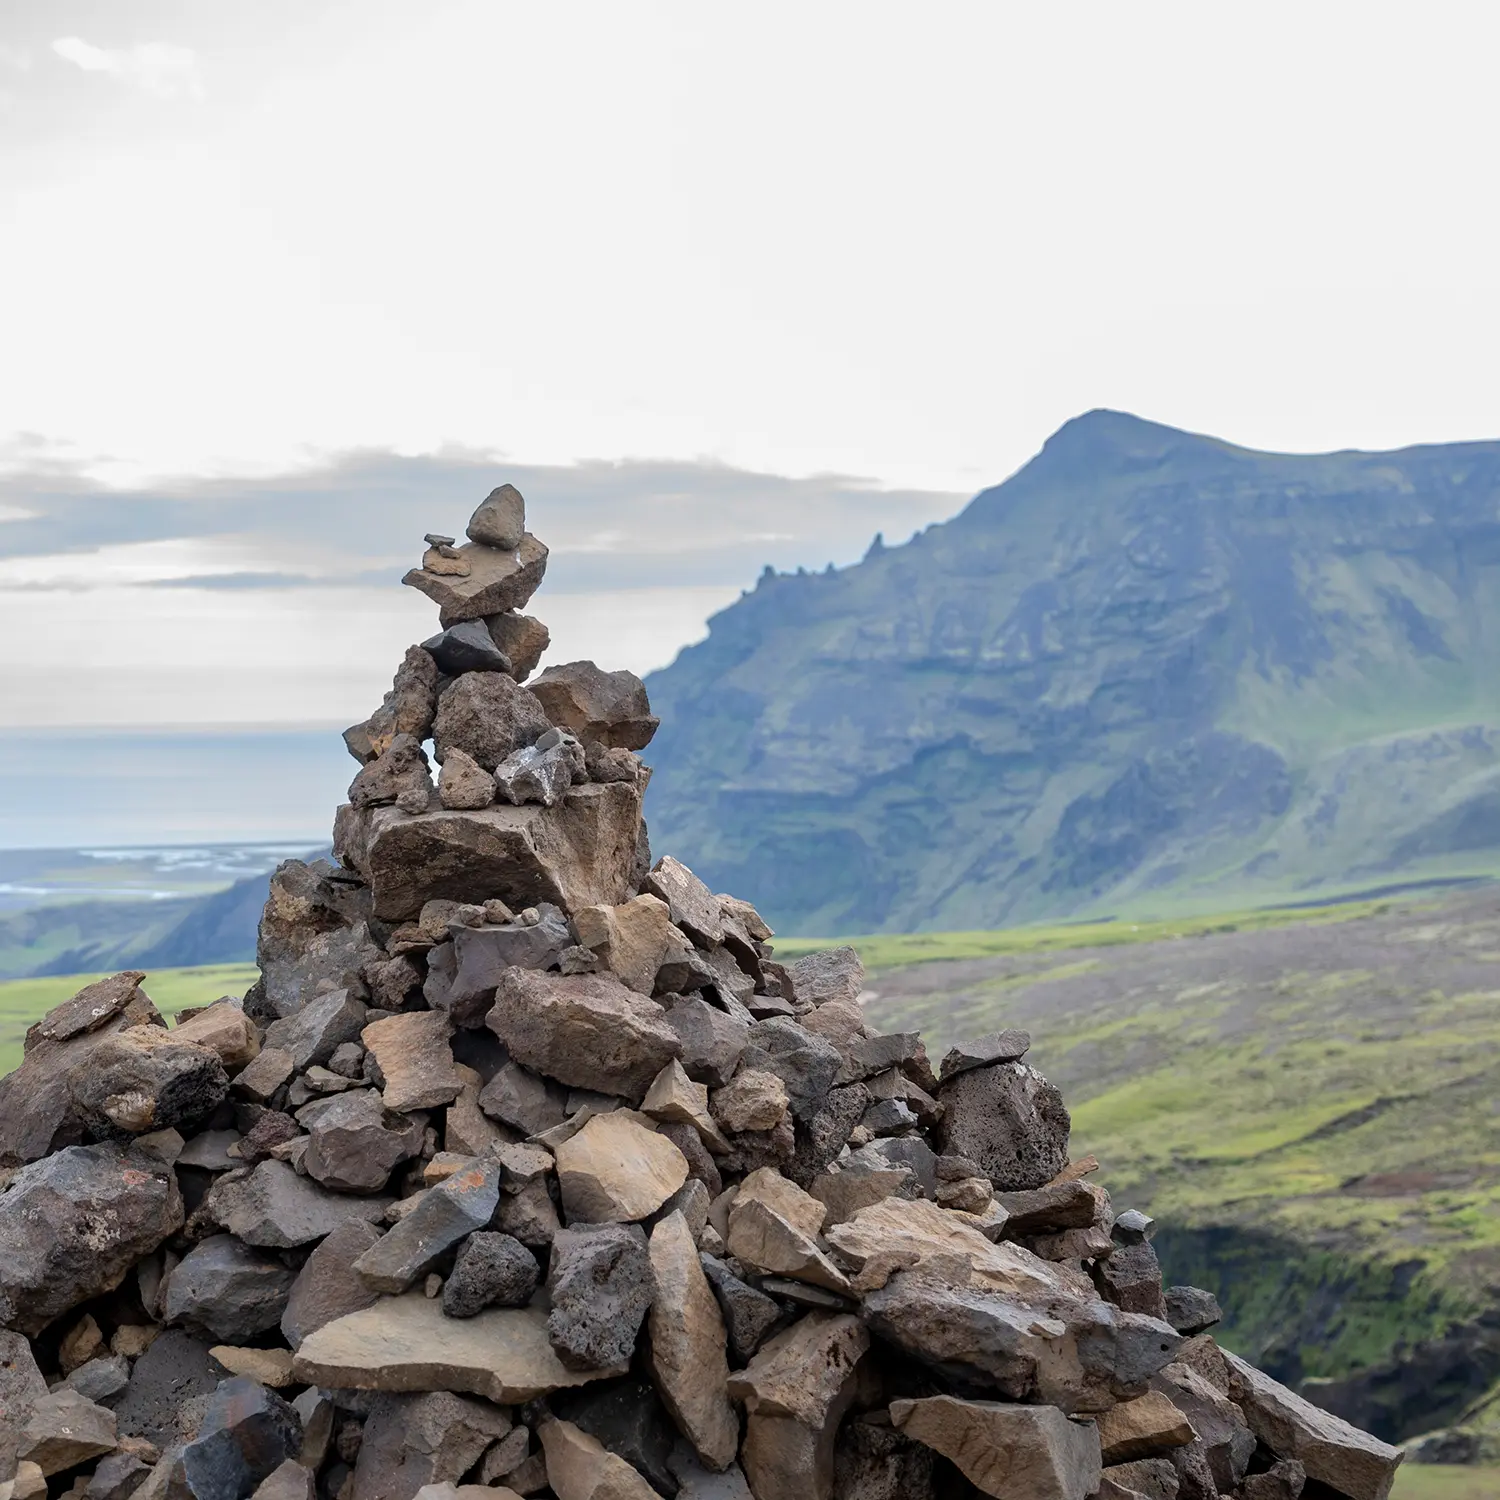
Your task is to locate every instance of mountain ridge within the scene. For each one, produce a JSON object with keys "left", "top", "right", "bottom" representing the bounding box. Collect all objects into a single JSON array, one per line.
[{"left": 642, "top": 411, "right": 1500, "bottom": 934}]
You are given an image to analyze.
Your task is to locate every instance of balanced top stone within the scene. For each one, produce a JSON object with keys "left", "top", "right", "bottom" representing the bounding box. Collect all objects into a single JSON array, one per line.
[{"left": 0, "top": 481, "right": 1402, "bottom": 1500}]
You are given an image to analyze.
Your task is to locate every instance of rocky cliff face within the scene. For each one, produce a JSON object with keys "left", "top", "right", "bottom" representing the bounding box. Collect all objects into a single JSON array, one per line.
[{"left": 645, "top": 411, "right": 1500, "bottom": 933}]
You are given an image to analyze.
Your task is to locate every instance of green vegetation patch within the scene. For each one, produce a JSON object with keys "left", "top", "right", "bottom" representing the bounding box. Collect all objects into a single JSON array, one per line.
[{"left": 0, "top": 965, "right": 259, "bottom": 1077}]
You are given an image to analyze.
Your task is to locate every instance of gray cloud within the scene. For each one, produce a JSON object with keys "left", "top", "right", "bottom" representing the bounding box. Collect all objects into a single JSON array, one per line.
[{"left": 0, "top": 449, "right": 968, "bottom": 596}]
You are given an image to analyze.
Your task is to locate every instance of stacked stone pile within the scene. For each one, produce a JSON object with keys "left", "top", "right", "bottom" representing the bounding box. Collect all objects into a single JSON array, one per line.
[{"left": 0, "top": 486, "right": 1402, "bottom": 1500}]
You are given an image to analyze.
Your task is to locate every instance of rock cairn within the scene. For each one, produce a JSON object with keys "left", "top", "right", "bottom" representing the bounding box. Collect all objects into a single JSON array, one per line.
[{"left": 0, "top": 485, "right": 1403, "bottom": 1500}]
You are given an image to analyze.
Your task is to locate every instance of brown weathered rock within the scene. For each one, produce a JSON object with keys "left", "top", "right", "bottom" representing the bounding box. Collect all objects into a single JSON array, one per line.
[
  {"left": 554, "top": 1111, "right": 689, "bottom": 1223},
  {"left": 65, "top": 1026, "right": 228, "bottom": 1138},
  {"left": 530, "top": 662, "right": 659, "bottom": 751},
  {"left": 341, "top": 781, "right": 645, "bottom": 921},
  {"left": 437, "top": 748, "right": 496, "bottom": 810},
  {"left": 539, "top": 1417, "right": 660, "bottom": 1500},
  {"left": 642, "top": 1060, "right": 728, "bottom": 1153},
  {"left": 486, "top": 969, "right": 681, "bottom": 1102},
  {"left": 648, "top": 1212, "right": 738, "bottom": 1470},
  {"left": 303, "top": 1088, "right": 425, "bottom": 1193},
  {"left": 0, "top": 1140, "right": 183, "bottom": 1335},
  {"left": 890, "top": 1397, "right": 1102, "bottom": 1500},
  {"left": 18, "top": 1389, "right": 117, "bottom": 1476},
  {"left": 861, "top": 1271, "right": 1182, "bottom": 1414},
  {"left": 728, "top": 1313, "right": 869, "bottom": 1500},
  {"left": 725, "top": 1168, "right": 850, "bottom": 1294},
  {"left": 172, "top": 1001, "right": 261, "bottom": 1069},
  {"left": 1097, "top": 1391, "right": 1196, "bottom": 1464},
  {"left": 404, "top": 531, "right": 549, "bottom": 623},
  {"left": 486, "top": 611, "right": 550, "bottom": 682},
  {"left": 350, "top": 732, "right": 434, "bottom": 810},
  {"left": 363, "top": 1011, "right": 463, "bottom": 1114},
  {"left": 0, "top": 1331, "right": 47, "bottom": 1482},
  {"left": 712, "top": 1069, "right": 790, "bottom": 1135},
  {"left": 432, "top": 672, "right": 551, "bottom": 771},
  {"left": 234, "top": 1047, "right": 295, "bottom": 1105},
  {"left": 1222, "top": 1350, "right": 1402, "bottom": 1500},
  {"left": 574, "top": 894, "right": 695, "bottom": 996},
  {"left": 344, "top": 646, "right": 442, "bottom": 763},
  {"left": 786, "top": 948, "right": 864, "bottom": 1009},
  {"left": 1096, "top": 1458, "right": 1181, "bottom": 1500},
  {"left": 293, "top": 1293, "right": 615, "bottom": 1401}
]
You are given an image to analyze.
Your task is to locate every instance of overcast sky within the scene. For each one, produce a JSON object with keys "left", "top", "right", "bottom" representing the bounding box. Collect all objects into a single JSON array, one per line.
[{"left": 3, "top": 1, "right": 1500, "bottom": 732}]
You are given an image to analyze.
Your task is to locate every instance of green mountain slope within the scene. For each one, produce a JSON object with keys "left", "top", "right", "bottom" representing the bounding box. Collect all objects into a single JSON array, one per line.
[{"left": 644, "top": 410, "right": 1500, "bottom": 933}]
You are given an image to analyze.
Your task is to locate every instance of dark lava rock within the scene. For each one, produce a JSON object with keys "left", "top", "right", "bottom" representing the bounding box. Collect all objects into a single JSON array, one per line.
[
  {"left": 935, "top": 1060, "right": 1071, "bottom": 1192},
  {"left": 170, "top": 1377, "right": 302, "bottom": 1500},
  {"left": 162, "top": 1235, "right": 296, "bottom": 1342},
  {"left": 547, "top": 1223, "right": 654, "bottom": 1371},
  {"left": 442, "top": 1232, "right": 540, "bottom": 1318},
  {"left": 422, "top": 620, "right": 513, "bottom": 676},
  {"left": 0, "top": 1140, "right": 184, "bottom": 1335}
]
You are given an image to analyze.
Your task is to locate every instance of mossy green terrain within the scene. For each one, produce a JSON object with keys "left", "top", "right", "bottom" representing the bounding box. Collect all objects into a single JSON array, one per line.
[
  {"left": 1392, "top": 1469, "right": 1500, "bottom": 1499},
  {"left": 809, "top": 886, "right": 1500, "bottom": 1438},
  {"left": 0, "top": 964, "right": 259, "bottom": 1076}
]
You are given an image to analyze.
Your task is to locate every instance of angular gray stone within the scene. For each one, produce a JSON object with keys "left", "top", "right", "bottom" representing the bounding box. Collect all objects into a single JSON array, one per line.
[
  {"left": 404, "top": 531, "right": 549, "bottom": 624},
  {"left": 256, "top": 862, "right": 383, "bottom": 1022},
  {"left": 786, "top": 948, "right": 864, "bottom": 1009},
  {"left": 467, "top": 484, "right": 526, "bottom": 549},
  {"left": 1094, "top": 1241, "right": 1169, "bottom": 1321},
  {"left": 0, "top": 1140, "right": 184, "bottom": 1335},
  {"left": 169, "top": 1378, "right": 302, "bottom": 1500},
  {"left": 547, "top": 1223, "right": 655, "bottom": 1370},
  {"left": 939, "top": 1029, "right": 1032, "bottom": 1080},
  {"left": 861, "top": 1271, "right": 1182, "bottom": 1413},
  {"left": 263, "top": 989, "right": 370, "bottom": 1072},
  {"left": 530, "top": 661, "right": 659, "bottom": 751},
  {"left": 665, "top": 998, "right": 749, "bottom": 1088},
  {"left": 303, "top": 1089, "right": 425, "bottom": 1194},
  {"left": 209, "top": 1161, "right": 391, "bottom": 1248},
  {"left": 422, "top": 620, "right": 512, "bottom": 676},
  {"left": 432, "top": 672, "right": 551, "bottom": 772},
  {"left": 1164, "top": 1286, "right": 1223, "bottom": 1336},
  {"left": 936, "top": 1060, "right": 1071, "bottom": 1192},
  {"left": 280, "top": 1219, "right": 382, "bottom": 1349},
  {"left": 444, "top": 907, "right": 575, "bottom": 1024},
  {"left": 354, "top": 1160, "right": 502, "bottom": 1293},
  {"left": 65, "top": 1354, "right": 131, "bottom": 1404},
  {"left": 350, "top": 1390, "right": 513, "bottom": 1500},
  {"left": 485, "top": 968, "right": 681, "bottom": 1102},
  {"left": 738, "top": 1019, "right": 842, "bottom": 1121},
  {"left": 494, "top": 736, "right": 586, "bottom": 808},
  {"left": 88, "top": 1451, "right": 153, "bottom": 1500},
  {"left": 442, "top": 1232, "right": 540, "bottom": 1318},
  {"left": 700, "top": 1254, "right": 783, "bottom": 1364},
  {"left": 478, "top": 1060, "right": 569, "bottom": 1137},
  {"left": 163, "top": 1235, "right": 296, "bottom": 1342}
]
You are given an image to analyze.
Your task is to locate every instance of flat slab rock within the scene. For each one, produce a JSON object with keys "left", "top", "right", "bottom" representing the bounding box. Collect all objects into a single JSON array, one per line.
[
  {"left": 337, "top": 781, "right": 644, "bottom": 922},
  {"left": 292, "top": 1292, "right": 625, "bottom": 1403}
]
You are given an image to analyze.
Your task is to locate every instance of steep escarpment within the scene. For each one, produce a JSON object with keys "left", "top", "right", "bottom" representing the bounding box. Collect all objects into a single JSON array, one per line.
[{"left": 645, "top": 411, "right": 1500, "bottom": 933}]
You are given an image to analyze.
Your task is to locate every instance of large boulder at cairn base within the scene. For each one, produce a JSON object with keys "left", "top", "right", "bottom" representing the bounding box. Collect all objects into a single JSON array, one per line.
[
  {"left": 335, "top": 780, "right": 644, "bottom": 920},
  {"left": 0, "top": 1141, "right": 184, "bottom": 1335},
  {"left": 403, "top": 533, "right": 549, "bottom": 623}
]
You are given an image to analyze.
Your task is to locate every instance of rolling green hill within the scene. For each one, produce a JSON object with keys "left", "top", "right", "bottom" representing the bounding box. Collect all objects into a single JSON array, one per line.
[{"left": 644, "top": 410, "right": 1500, "bottom": 935}]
